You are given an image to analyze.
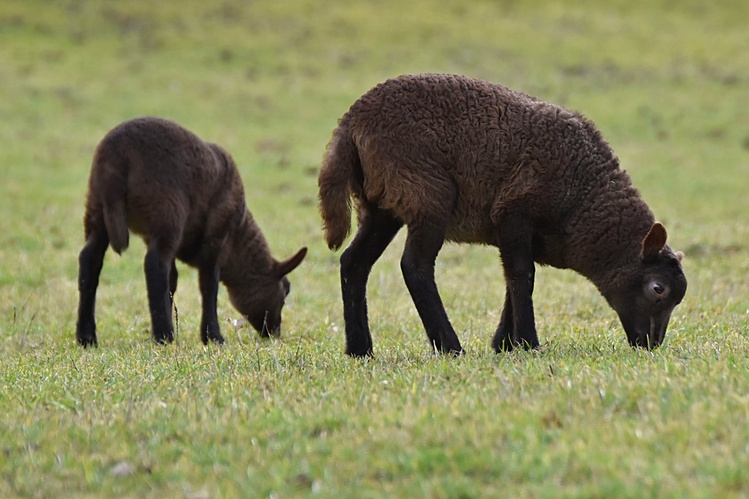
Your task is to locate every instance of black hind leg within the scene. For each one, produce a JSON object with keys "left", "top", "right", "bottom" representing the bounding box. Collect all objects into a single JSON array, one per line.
[
  {"left": 198, "top": 258, "right": 224, "bottom": 345},
  {"left": 76, "top": 233, "right": 109, "bottom": 347},
  {"left": 167, "top": 260, "right": 182, "bottom": 338},
  {"left": 340, "top": 206, "right": 403, "bottom": 357},
  {"left": 400, "top": 223, "right": 463, "bottom": 355},
  {"left": 144, "top": 239, "right": 177, "bottom": 344}
]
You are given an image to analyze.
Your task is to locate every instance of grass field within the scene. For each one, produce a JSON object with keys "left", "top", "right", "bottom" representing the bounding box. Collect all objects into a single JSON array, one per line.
[{"left": 1, "top": 0, "right": 748, "bottom": 497}]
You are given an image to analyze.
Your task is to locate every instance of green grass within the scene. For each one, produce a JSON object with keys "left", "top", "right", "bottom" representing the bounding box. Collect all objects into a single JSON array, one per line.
[{"left": 1, "top": 0, "right": 748, "bottom": 497}]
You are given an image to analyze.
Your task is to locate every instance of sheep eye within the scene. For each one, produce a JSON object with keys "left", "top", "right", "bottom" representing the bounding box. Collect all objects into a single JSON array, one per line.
[{"left": 652, "top": 283, "right": 665, "bottom": 295}]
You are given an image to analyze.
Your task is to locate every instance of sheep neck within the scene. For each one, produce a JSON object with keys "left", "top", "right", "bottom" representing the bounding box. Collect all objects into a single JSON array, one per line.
[
  {"left": 562, "top": 163, "right": 655, "bottom": 292},
  {"left": 219, "top": 209, "right": 275, "bottom": 289}
]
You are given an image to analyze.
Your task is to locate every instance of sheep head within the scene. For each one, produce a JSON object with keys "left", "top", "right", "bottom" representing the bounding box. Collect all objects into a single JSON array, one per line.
[
  {"left": 228, "top": 247, "right": 307, "bottom": 337},
  {"left": 604, "top": 222, "right": 688, "bottom": 349}
]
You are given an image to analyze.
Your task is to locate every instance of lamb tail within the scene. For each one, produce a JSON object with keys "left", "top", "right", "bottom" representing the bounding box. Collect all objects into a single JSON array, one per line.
[
  {"left": 318, "top": 125, "right": 359, "bottom": 251},
  {"left": 95, "top": 153, "right": 130, "bottom": 255},
  {"left": 103, "top": 197, "right": 129, "bottom": 255}
]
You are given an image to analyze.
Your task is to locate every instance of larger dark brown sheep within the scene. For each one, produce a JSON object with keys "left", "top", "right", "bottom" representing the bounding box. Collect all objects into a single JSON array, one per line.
[
  {"left": 318, "top": 73, "right": 687, "bottom": 357},
  {"left": 76, "top": 117, "right": 307, "bottom": 346}
]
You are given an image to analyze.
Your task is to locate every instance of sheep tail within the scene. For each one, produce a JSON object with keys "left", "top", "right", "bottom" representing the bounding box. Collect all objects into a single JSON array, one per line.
[
  {"left": 318, "top": 125, "right": 360, "bottom": 251},
  {"left": 103, "top": 195, "right": 129, "bottom": 255},
  {"left": 92, "top": 151, "right": 130, "bottom": 255}
]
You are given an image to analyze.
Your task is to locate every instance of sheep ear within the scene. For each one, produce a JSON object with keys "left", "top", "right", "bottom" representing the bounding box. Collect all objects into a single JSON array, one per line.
[
  {"left": 277, "top": 247, "right": 307, "bottom": 277},
  {"left": 641, "top": 222, "right": 667, "bottom": 263}
]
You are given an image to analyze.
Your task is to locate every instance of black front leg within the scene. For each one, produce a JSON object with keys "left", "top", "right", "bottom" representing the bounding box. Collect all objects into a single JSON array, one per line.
[
  {"left": 495, "top": 214, "right": 538, "bottom": 350},
  {"left": 492, "top": 289, "right": 515, "bottom": 352},
  {"left": 198, "top": 259, "right": 224, "bottom": 345}
]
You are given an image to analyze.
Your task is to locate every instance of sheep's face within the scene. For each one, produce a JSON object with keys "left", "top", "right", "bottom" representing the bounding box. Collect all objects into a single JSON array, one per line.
[
  {"left": 231, "top": 276, "right": 290, "bottom": 337},
  {"left": 228, "top": 247, "right": 307, "bottom": 338},
  {"left": 605, "top": 223, "right": 687, "bottom": 349}
]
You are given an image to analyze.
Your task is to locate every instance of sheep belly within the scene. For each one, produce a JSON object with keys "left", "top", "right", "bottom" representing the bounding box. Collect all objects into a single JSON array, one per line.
[{"left": 444, "top": 209, "right": 498, "bottom": 245}]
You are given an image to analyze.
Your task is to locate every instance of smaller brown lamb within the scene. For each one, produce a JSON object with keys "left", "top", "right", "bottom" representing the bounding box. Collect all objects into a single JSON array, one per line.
[
  {"left": 76, "top": 117, "right": 307, "bottom": 346},
  {"left": 318, "top": 73, "right": 687, "bottom": 357}
]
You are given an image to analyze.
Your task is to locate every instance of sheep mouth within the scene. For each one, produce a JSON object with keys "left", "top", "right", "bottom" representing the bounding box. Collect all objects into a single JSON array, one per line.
[
  {"left": 627, "top": 314, "right": 671, "bottom": 349},
  {"left": 252, "top": 310, "right": 281, "bottom": 338}
]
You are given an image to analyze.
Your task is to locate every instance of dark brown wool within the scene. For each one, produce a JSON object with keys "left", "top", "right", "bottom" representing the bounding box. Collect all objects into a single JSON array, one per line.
[
  {"left": 318, "top": 73, "right": 687, "bottom": 356},
  {"left": 76, "top": 117, "right": 306, "bottom": 346}
]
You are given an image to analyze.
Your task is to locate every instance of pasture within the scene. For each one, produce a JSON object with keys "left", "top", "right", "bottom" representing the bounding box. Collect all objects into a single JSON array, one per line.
[{"left": 1, "top": 0, "right": 748, "bottom": 497}]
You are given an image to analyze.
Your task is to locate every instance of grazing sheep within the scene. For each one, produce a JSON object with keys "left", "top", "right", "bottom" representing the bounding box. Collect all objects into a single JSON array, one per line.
[
  {"left": 318, "top": 73, "right": 687, "bottom": 357},
  {"left": 76, "top": 117, "right": 307, "bottom": 346}
]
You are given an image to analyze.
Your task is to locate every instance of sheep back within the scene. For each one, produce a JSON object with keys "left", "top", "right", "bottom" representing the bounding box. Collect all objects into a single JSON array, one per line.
[{"left": 322, "top": 73, "right": 655, "bottom": 275}]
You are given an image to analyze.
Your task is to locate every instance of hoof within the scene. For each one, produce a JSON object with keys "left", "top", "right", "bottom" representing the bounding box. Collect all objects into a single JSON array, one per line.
[
  {"left": 77, "top": 336, "right": 98, "bottom": 348},
  {"left": 76, "top": 324, "right": 98, "bottom": 348},
  {"left": 346, "top": 347, "right": 373, "bottom": 359},
  {"left": 433, "top": 340, "right": 464, "bottom": 356},
  {"left": 492, "top": 336, "right": 514, "bottom": 353},
  {"left": 208, "top": 334, "right": 225, "bottom": 345},
  {"left": 494, "top": 338, "right": 539, "bottom": 353},
  {"left": 153, "top": 331, "right": 175, "bottom": 345}
]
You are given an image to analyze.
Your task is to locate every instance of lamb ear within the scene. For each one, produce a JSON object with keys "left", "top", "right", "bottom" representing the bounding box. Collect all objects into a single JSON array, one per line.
[
  {"left": 641, "top": 222, "right": 667, "bottom": 263},
  {"left": 277, "top": 247, "right": 307, "bottom": 276}
]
